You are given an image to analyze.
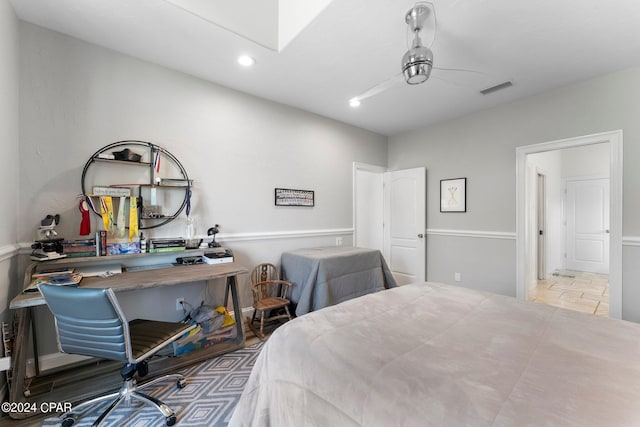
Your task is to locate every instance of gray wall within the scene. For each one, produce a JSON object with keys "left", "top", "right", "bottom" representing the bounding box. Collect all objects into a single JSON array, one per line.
[
  {"left": 388, "top": 67, "right": 640, "bottom": 321},
  {"left": 0, "top": 1, "right": 20, "bottom": 316},
  {"left": 14, "top": 21, "right": 387, "bottom": 358},
  {"left": 0, "top": 0, "right": 19, "bottom": 394}
]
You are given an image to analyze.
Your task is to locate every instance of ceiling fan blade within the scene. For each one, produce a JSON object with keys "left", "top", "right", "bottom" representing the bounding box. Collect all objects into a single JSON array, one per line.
[
  {"left": 431, "top": 66, "right": 503, "bottom": 91},
  {"left": 432, "top": 65, "right": 490, "bottom": 78},
  {"left": 350, "top": 73, "right": 404, "bottom": 104},
  {"left": 431, "top": 74, "right": 477, "bottom": 89}
]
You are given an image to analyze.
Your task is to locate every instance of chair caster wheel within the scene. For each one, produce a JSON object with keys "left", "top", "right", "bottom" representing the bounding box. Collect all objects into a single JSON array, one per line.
[
  {"left": 61, "top": 415, "right": 76, "bottom": 427},
  {"left": 166, "top": 415, "right": 177, "bottom": 426},
  {"left": 177, "top": 378, "right": 186, "bottom": 389}
]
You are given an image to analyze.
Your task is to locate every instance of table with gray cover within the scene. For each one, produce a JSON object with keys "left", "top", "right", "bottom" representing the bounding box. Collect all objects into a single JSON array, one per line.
[{"left": 281, "top": 246, "right": 397, "bottom": 316}]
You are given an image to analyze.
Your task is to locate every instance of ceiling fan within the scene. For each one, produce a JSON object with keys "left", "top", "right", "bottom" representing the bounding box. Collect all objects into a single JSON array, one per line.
[{"left": 349, "top": 1, "right": 499, "bottom": 107}]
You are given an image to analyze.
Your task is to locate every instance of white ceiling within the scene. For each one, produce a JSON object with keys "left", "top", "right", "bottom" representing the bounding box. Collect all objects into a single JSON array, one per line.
[{"left": 10, "top": 0, "right": 640, "bottom": 136}]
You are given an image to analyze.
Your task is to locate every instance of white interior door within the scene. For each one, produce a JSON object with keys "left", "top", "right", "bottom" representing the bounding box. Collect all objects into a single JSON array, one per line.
[
  {"left": 383, "top": 167, "right": 426, "bottom": 285},
  {"left": 565, "top": 178, "right": 609, "bottom": 274}
]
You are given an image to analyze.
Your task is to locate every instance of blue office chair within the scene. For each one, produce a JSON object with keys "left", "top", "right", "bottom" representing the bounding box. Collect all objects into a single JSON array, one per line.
[{"left": 38, "top": 284, "right": 196, "bottom": 427}]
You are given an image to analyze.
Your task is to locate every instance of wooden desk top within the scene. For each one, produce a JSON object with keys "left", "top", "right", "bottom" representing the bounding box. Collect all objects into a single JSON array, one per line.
[{"left": 10, "top": 262, "right": 248, "bottom": 309}]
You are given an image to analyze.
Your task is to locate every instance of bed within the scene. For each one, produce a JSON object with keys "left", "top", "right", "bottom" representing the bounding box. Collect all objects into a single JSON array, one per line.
[{"left": 229, "top": 282, "right": 640, "bottom": 427}]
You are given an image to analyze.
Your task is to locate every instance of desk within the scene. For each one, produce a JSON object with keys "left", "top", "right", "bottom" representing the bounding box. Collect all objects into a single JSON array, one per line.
[
  {"left": 8, "top": 256, "right": 247, "bottom": 420},
  {"left": 281, "top": 246, "right": 397, "bottom": 316}
]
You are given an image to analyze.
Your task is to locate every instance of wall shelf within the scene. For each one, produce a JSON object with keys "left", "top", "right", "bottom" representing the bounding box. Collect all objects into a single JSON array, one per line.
[{"left": 81, "top": 140, "right": 192, "bottom": 230}]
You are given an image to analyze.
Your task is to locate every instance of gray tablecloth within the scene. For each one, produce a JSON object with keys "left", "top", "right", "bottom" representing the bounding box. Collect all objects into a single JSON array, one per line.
[{"left": 281, "top": 246, "right": 397, "bottom": 316}]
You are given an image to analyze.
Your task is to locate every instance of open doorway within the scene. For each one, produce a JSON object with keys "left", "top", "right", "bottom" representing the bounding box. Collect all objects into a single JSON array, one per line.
[
  {"left": 526, "top": 144, "right": 610, "bottom": 316},
  {"left": 516, "top": 130, "right": 622, "bottom": 319}
]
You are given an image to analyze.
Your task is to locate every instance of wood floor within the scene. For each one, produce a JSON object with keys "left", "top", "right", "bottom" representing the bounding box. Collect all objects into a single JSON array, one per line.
[{"left": 527, "top": 270, "right": 609, "bottom": 317}]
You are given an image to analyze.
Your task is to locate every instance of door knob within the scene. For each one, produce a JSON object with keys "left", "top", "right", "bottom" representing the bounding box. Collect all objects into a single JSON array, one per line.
[
  {"left": 417, "top": 234, "right": 424, "bottom": 238},
  {"left": 605, "top": 229, "right": 610, "bottom": 234}
]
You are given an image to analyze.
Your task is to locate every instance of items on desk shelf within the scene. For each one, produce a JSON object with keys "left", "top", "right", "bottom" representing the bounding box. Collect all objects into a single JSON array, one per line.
[
  {"left": 63, "top": 238, "right": 97, "bottom": 258},
  {"left": 204, "top": 248, "right": 233, "bottom": 264},
  {"left": 140, "top": 232, "right": 147, "bottom": 253},
  {"left": 95, "top": 230, "right": 107, "bottom": 256},
  {"left": 32, "top": 267, "right": 75, "bottom": 278},
  {"left": 24, "top": 273, "right": 82, "bottom": 293},
  {"left": 39, "top": 214, "right": 60, "bottom": 234},
  {"left": 31, "top": 214, "right": 67, "bottom": 261},
  {"left": 148, "top": 237, "right": 186, "bottom": 253},
  {"left": 106, "top": 238, "right": 140, "bottom": 255},
  {"left": 175, "top": 256, "right": 204, "bottom": 265},
  {"left": 30, "top": 243, "right": 66, "bottom": 261}
]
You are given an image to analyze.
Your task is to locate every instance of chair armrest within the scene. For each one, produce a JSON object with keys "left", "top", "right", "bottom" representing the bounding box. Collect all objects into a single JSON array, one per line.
[{"left": 251, "top": 279, "right": 292, "bottom": 292}]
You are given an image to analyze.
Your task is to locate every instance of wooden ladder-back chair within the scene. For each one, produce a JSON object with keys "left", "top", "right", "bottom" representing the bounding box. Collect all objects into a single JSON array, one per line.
[{"left": 247, "top": 263, "right": 293, "bottom": 338}]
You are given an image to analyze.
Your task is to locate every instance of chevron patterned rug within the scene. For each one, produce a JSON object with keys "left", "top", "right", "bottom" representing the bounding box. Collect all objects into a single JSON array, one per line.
[{"left": 41, "top": 341, "right": 264, "bottom": 427}]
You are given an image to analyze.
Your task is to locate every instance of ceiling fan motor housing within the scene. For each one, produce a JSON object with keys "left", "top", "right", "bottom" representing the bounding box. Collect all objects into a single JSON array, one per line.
[
  {"left": 402, "top": 2, "right": 434, "bottom": 84},
  {"left": 402, "top": 44, "right": 433, "bottom": 84}
]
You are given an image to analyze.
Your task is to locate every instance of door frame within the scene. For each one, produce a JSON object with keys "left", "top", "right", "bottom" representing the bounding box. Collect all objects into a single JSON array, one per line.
[
  {"left": 352, "top": 162, "right": 387, "bottom": 250},
  {"left": 536, "top": 172, "right": 546, "bottom": 280},
  {"left": 516, "top": 130, "right": 622, "bottom": 319}
]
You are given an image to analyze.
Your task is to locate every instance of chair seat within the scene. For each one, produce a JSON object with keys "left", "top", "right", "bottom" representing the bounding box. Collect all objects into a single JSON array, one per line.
[
  {"left": 254, "top": 297, "right": 289, "bottom": 311},
  {"left": 129, "top": 319, "right": 193, "bottom": 362}
]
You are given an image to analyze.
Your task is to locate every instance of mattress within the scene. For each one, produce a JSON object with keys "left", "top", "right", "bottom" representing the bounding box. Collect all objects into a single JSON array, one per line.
[{"left": 229, "top": 282, "right": 640, "bottom": 427}]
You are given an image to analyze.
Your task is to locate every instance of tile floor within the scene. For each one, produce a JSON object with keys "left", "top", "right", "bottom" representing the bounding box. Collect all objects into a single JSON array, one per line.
[{"left": 527, "top": 270, "right": 609, "bottom": 317}]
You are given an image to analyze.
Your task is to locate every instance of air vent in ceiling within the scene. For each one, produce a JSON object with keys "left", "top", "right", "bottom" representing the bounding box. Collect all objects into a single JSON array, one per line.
[{"left": 480, "top": 81, "right": 513, "bottom": 95}]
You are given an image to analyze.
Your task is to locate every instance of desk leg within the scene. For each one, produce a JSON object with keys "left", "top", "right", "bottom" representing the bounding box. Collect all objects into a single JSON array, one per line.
[
  {"left": 226, "top": 275, "right": 245, "bottom": 343},
  {"left": 29, "top": 308, "right": 40, "bottom": 377},
  {"left": 224, "top": 280, "right": 230, "bottom": 308},
  {"left": 8, "top": 308, "right": 31, "bottom": 419}
]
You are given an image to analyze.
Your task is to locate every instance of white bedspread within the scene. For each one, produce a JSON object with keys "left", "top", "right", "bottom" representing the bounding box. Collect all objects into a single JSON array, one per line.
[{"left": 229, "top": 282, "right": 640, "bottom": 427}]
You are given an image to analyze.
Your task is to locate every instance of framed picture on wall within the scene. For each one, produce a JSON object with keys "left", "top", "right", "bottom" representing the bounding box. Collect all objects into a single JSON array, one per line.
[
  {"left": 440, "top": 178, "right": 466, "bottom": 212},
  {"left": 275, "top": 188, "right": 315, "bottom": 207}
]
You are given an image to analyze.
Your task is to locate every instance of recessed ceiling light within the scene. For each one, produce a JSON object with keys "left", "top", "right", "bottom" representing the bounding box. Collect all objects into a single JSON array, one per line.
[
  {"left": 238, "top": 55, "right": 256, "bottom": 67},
  {"left": 349, "top": 98, "right": 361, "bottom": 108}
]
